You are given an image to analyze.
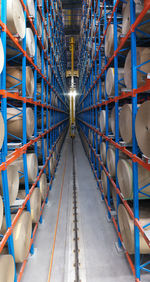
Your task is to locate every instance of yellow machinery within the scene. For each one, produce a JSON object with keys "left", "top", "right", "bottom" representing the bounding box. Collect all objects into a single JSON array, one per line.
[{"left": 66, "top": 37, "right": 79, "bottom": 138}]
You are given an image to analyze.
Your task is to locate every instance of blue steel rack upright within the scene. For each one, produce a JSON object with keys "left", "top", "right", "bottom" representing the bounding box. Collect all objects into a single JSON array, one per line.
[
  {"left": 77, "top": 1, "right": 150, "bottom": 281},
  {"left": 0, "top": 0, "right": 69, "bottom": 280}
]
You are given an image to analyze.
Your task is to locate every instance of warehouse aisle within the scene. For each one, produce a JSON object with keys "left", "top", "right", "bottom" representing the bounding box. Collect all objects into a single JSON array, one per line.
[{"left": 21, "top": 133, "right": 134, "bottom": 282}]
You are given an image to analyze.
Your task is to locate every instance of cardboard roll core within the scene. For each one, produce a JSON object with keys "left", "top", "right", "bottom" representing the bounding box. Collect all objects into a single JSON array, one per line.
[
  {"left": 7, "top": 107, "right": 34, "bottom": 139},
  {"left": 0, "top": 0, "right": 25, "bottom": 39},
  {"left": 0, "top": 165, "right": 19, "bottom": 205},
  {"left": 0, "top": 255, "right": 15, "bottom": 282}
]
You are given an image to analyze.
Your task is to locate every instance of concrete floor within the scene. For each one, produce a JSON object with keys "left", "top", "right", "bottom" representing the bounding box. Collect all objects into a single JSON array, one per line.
[{"left": 20, "top": 133, "right": 149, "bottom": 282}]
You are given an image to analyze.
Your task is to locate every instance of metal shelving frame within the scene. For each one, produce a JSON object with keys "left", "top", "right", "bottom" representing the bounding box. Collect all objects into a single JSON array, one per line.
[
  {"left": 0, "top": 0, "right": 68, "bottom": 281},
  {"left": 77, "top": 1, "right": 150, "bottom": 281}
]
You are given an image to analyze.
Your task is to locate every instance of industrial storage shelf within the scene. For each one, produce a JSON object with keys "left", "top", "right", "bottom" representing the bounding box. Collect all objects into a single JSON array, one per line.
[
  {"left": 77, "top": 0, "right": 150, "bottom": 281},
  {"left": 0, "top": 0, "right": 68, "bottom": 281}
]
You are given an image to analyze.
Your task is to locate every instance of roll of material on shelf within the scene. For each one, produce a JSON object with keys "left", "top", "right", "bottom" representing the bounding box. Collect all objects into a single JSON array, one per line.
[
  {"left": 7, "top": 107, "right": 34, "bottom": 139},
  {"left": 37, "top": 11, "right": 42, "bottom": 37},
  {"left": 119, "top": 104, "right": 132, "bottom": 144},
  {"left": 110, "top": 106, "right": 121, "bottom": 136},
  {"left": 0, "top": 112, "right": 4, "bottom": 150},
  {"left": 26, "top": 28, "right": 35, "bottom": 57},
  {"left": 118, "top": 204, "right": 150, "bottom": 254},
  {"left": 117, "top": 159, "right": 150, "bottom": 199},
  {"left": 18, "top": 188, "right": 41, "bottom": 223},
  {"left": 37, "top": 46, "right": 41, "bottom": 70},
  {"left": 0, "top": 165, "right": 19, "bottom": 205},
  {"left": 27, "top": 0, "right": 35, "bottom": 19},
  {"left": 37, "top": 111, "right": 50, "bottom": 128},
  {"left": 6, "top": 66, "right": 34, "bottom": 97},
  {"left": 0, "top": 0, "right": 25, "bottom": 39},
  {"left": 99, "top": 110, "right": 111, "bottom": 133},
  {"left": 0, "top": 255, "right": 15, "bottom": 282},
  {"left": 106, "top": 68, "right": 124, "bottom": 97},
  {"left": 122, "top": 1, "right": 150, "bottom": 36},
  {"left": 2, "top": 211, "right": 32, "bottom": 262},
  {"left": 135, "top": 101, "right": 150, "bottom": 158},
  {"left": 105, "top": 24, "right": 121, "bottom": 58},
  {"left": 0, "top": 38, "right": 4, "bottom": 74},
  {"left": 124, "top": 48, "right": 150, "bottom": 89},
  {"left": 100, "top": 142, "right": 106, "bottom": 164},
  {"left": 101, "top": 170, "right": 112, "bottom": 197},
  {"left": 37, "top": 83, "right": 46, "bottom": 101},
  {"left": 14, "top": 153, "right": 38, "bottom": 184},
  {"left": 40, "top": 173, "right": 48, "bottom": 201},
  {"left": 107, "top": 146, "right": 128, "bottom": 177},
  {"left": 38, "top": 138, "right": 48, "bottom": 162}
]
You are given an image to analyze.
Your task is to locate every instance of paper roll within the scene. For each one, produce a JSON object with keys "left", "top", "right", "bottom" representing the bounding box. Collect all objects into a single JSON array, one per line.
[
  {"left": 37, "top": 11, "right": 42, "bottom": 37},
  {"left": 122, "top": 1, "right": 150, "bottom": 36},
  {"left": 105, "top": 24, "right": 121, "bottom": 57},
  {"left": 118, "top": 204, "right": 150, "bottom": 254},
  {"left": 26, "top": 28, "right": 35, "bottom": 57},
  {"left": 110, "top": 106, "right": 121, "bottom": 136},
  {"left": 0, "top": 255, "right": 15, "bottom": 282},
  {"left": 6, "top": 66, "right": 34, "bottom": 97},
  {"left": 0, "top": 0, "right": 25, "bottom": 39},
  {"left": 106, "top": 68, "right": 124, "bottom": 97},
  {"left": 37, "top": 111, "right": 50, "bottom": 128},
  {"left": 0, "top": 112, "right": 4, "bottom": 150},
  {"left": 40, "top": 173, "right": 48, "bottom": 201},
  {"left": 7, "top": 107, "right": 34, "bottom": 139},
  {"left": 2, "top": 211, "right": 32, "bottom": 262},
  {"left": 99, "top": 110, "right": 111, "bottom": 133},
  {"left": 101, "top": 170, "right": 112, "bottom": 197},
  {"left": 100, "top": 142, "right": 106, "bottom": 164},
  {"left": 27, "top": 0, "right": 35, "bottom": 18},
  {"left": 0, "top": 165, "right": 19, "bottom": 205},
  {"left": 119, "top": 104, "right": 132, "bottom": 144},
  {"left": 0, "top": 38, "right": 4, "bottom": 74},
  {"left": 117, "top": 159, "right": 150, "bottom": 199},
  {"left": 107, "top": 148, "right": 116, "bottom": 177},
  {"left": 38, "top": 138, "right": 48, "bottom": 162},
  {"left": 135, "top": 101, "right": 150, "bottom": 158},
  {"left": 18, "top": 188, "right": 41, "bottom": 223},
  {"left": 13, "top": 153, "right": 38, "bottom": 184},
  {"left": 124, "top": 48, "right": 150, "bottom": 89},
  {"left": 37, "top": 46, "right": 41, "bottom": 70},
  {"left": 37, "top": 83, "right": 46, "bottom": 101}
]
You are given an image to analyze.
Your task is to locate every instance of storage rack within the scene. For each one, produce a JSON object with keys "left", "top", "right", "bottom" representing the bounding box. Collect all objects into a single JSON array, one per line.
[
  {"left": 77, "top": 1, "right": 150, "bottom": 281},
  {"left": 0, "top": 0, "right": 68, "bottom": 281}
]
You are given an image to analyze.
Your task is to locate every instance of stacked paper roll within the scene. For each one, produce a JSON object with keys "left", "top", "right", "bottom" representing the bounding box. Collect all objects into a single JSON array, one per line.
[
  {"left": 18, "top": 188, "right": 41, "bottom": 223},
  {"left": 0, "top": 165, "right": 19, "bottom": 205},
  {"left": 40, "top": 173, "right": 48, "bottom": 201},
  {"left": 27, "top": 0, "right": 35, "bottom": 18},
  {"left": 26, "top": 28, "right": 35, "bottom": 57},
  {"left": 0, "top": 38, "right": 4, "bottom": 74},
  {"left": 37, "top": 83, "right": 46, "bottom": 101},
  {"left": 107, "top": 146, "right": 128, "bottom": 177},
  {"left": 7, "top": 107, "right": 34, "bottom": 139},
  {"left": 0, "top": 255, "right": 15, "bottom": 282},
  {"left": 0, "top": 113, "right": 4, "bottom": 150},
  {"left": 99, "top": 110, "right": 111, "bottom": 133},
  {"left": 101, "top": 170, "right": 112, "bottom": 197},
  {"left": 118, "top": 204, "right": 150, "bottom": 254},
  {"left": 110, "top": 106, "right": 122, "bottom": 136},
  {"left": 1, "top": 212, "right": 32, "bottom": 262},
  {"left": 122, "top": 1, "right": 150, "bottom": 36},
  {"left": 106, "top": 68, "right": 124, "bottom": 97},
  {"left": 37, "top": 11, "right": 42, "bottom": 37},
  {"left": 124, "top": 48, "right": 150, "bottom": 89},
  {"left": 6, "top": 66, "right": 34, "bottom": 97},
  {"left": 135, "top": 101, "right": 150, "bottom": 158},
  {"left": 0, "top": 0, "right": 25, "bottom": 39},
  {"left": 117, "top": 159, "right": 150, "bottom": 199},
  {"left": 105, "top": 24, "right": 121, "bottom": 58},
  {"left": 14, "top": 153, "right": 38, "bottom": 184},
  {"left": 119, "top": 104, "right": 132, "bottom": 144},
  {"left": 37, "top": 111, "right": 50, "bottom": 128},
  {"left": 100, "top": 142, "right": 106, "bottom": 164},
  {"left": 38, "top": 138, "right": 48, "bottom": 162},
  {"left": 37, "top": 46, "right": 41, "bottom": 69}
]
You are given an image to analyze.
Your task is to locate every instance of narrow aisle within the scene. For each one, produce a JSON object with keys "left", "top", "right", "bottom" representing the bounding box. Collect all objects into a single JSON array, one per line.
[{"left": 22, "top": 133, "right": 134, "bottom": 282}]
